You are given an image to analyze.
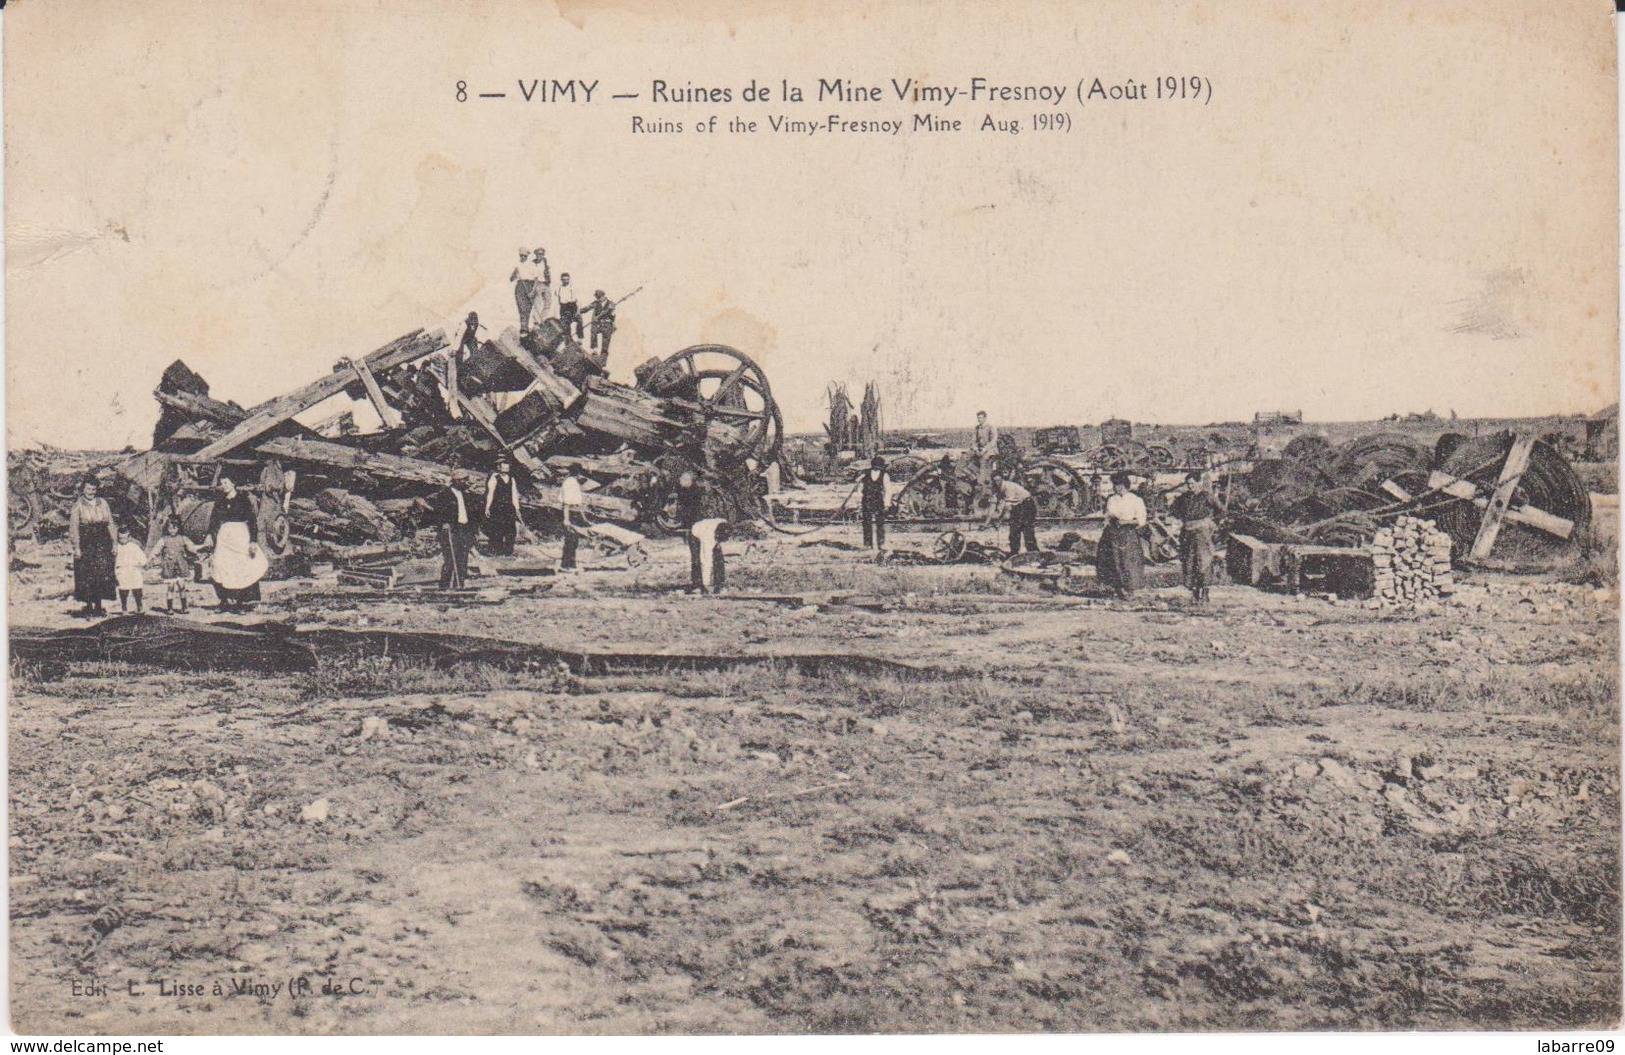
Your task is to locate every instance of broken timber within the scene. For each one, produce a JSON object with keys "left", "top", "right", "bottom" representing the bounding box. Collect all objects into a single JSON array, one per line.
[{"left": 192, "top": 329, "right": 448, "bottom": 460}]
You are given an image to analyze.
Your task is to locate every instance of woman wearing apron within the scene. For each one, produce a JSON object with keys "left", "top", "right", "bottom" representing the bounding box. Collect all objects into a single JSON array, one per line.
[
  {"left": 207, "top": 478, "right": 268, "bottom": 611},
  {"left": 68, "top": 477, "right": 118, "bottom": 616}
]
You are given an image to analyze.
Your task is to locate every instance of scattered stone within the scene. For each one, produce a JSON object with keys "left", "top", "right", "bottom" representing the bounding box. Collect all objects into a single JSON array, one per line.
[
  {"left": 300, "top": 798, "right": 330, "bottom": 824},
  {"left": 1105, "top": 850, "right": 1133, "bottom": 867},
  {"left": 1317, "top": 758, "right": 1360, "bottom": 794}
]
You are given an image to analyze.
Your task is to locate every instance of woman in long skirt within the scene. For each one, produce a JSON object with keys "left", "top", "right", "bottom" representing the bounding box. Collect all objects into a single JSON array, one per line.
[
  {"left": 68, "top": 478, "right": 118, "bottom": 616},
  {"left": 1097, "top": 472, "right": 1148, "bottom": 599},
  {"left": 207, "top": 478, "right": 267, "bottom": 611}
]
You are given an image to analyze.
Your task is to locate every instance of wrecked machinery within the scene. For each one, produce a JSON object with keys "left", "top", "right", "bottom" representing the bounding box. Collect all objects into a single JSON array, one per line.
[{"left": 20, "top": 319, "right": 785, "bottom": 559}]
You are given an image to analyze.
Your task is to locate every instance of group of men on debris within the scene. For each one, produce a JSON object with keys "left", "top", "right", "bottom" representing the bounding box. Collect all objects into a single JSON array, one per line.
[{"left": 508, "top": 247, "right": 618, "bottom": 359}]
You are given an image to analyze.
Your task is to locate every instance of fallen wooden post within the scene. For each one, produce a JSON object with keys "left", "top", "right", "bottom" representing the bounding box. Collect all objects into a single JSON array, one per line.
[{"left": 192, "top": 329, "right": 447, "bottom": 460}]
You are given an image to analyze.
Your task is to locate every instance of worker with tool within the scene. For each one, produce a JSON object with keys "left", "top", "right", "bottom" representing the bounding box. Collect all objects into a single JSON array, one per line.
[
  {"left": 987, "top": 469, "right": 1040, "bottom": 555},
  {"left": 587, "top": 289, "right": 617, "bottom": 362},
  {"left": 1169, "top": 471, "right": 1218, "bottom": 604}
]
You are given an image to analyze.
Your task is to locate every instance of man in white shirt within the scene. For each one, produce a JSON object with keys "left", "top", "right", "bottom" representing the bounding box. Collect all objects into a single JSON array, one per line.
[
  {"left": 557, "top": 273, "right": 582, "bottom": 338},
  {"left": 1098, "top": 471, "right": 1149, "bottom": 598},
  {"left": 559, "top": 471, "right": 586, "bottom": 571},
  {"left": 510, "top": 250, "right": 539, "bottom": 334},
  {"left": 987, "top": 470, "right": 1040, "bottom": 555},
  {"left": 435, "top": 471, "right": 480, "bottom": 589},
  {"left": 690, "top": 518, "right": 731, "bottom": 594}
]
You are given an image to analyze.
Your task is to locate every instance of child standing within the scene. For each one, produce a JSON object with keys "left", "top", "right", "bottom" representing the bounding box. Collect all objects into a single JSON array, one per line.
[
  {"left": 114, "top": 526, "right": 148, "bottom": 613},
  {"left": 151, "top": 516, "right": 199, "bottom": 613}
]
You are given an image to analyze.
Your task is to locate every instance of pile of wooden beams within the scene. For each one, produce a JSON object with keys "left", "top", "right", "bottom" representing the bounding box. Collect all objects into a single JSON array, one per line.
[{"left": 1370, "top": 516, "right": 1454, "bottom": 606}]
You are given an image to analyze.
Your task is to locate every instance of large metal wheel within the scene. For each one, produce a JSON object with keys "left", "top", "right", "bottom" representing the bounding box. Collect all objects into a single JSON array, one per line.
[
  {"left": 1143, "top": 444, "right": 1178, "bottom": 470},
  {"left": 8, "top": 490, "right": 38, "bottom": 537},
  {"left": 1085, "top": 444, "right": 1130, "bottom": 471},
  {"left": 646, "top": 345, "right": 783, "bottom": 466},
  {"left": 1016, "top": 458, "right": 1101, "bottom": 518},
  {"left": 1434, "top": 434, "right": 1592, "bottom": 566},
  {"left": 893, "top": 461, "right": 980, "bottom": 519}
]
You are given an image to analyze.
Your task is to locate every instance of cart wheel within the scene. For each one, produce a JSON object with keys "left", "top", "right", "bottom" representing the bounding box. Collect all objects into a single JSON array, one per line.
[
  {"left": 8, "top": 491, "right": 38, "bottom": 538},
  {"left": 626, "top": 542, "right": 648, "bottom": 568}
]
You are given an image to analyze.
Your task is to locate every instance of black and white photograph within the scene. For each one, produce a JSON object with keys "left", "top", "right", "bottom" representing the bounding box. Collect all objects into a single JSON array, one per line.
[{"left": 3, "top": 0, "right": 1620, "bottom": 1039}]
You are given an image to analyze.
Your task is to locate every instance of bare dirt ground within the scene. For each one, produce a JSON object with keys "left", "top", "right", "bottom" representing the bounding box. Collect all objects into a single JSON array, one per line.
[{"left": 7, "top": 522, "right": 1620, "bottom": 1034}]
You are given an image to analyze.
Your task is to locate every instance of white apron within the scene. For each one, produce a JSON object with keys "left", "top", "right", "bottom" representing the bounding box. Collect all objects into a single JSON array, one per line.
[{"left": 212, "top": 521, "right": 268, "bottom": 591}]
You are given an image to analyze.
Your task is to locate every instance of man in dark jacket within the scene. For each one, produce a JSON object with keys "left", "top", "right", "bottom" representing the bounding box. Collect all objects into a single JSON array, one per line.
[
  {"left": 860, "top": 456, "right": 889, "bottom": 553},
  {"left": 483, "top": 457, "right": 521, "bottom": 556},
  {"left": 1169, "top": 472, "right": 1218, "bottom": 604}
]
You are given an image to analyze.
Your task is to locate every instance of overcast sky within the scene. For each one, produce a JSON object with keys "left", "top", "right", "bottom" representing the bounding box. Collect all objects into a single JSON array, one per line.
[{"left": 5, "top": 0, "right": 1617, "bottom": 450}]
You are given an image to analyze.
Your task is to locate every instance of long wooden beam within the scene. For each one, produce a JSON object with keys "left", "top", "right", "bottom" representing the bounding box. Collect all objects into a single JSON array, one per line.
[
  {"left": 1467, "top": 435, "right": 1537, "bottom": 559},
  {"left": 346, "top": 358, "right": 404, "bottom": 430},
  {"left": 191, "top": 329, "right": 446, "bottom": 460}
]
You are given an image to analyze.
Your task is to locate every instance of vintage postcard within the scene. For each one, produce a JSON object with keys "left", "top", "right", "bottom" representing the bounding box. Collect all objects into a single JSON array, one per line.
[{"left": 4, "top": 0, "right": 1619, "bottom": 1038}]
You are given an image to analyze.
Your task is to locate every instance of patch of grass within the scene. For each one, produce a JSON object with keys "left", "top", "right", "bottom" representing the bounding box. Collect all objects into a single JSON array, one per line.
[
  {"left": 1317, "top": 670, "right": 1619, "bottom": 722},
  {"left": 296, "top": 653, "right": 570, "bottom": 700}
]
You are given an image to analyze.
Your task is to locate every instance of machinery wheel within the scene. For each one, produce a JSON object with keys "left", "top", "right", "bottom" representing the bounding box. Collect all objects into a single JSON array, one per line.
[
  {"left": 8, "top": 490, "right": 38, "bottom": 537},
  {"left": 933, "top": 530, "right": 968, "bottom": 563},
  {"left": 1087, "top": 444, "right": 1129, "bottom": 471},
  {"left": 1144, "top": 444, "right": 1177, "bottom": 470},
  {"left": 1434, "top": 434, "right": 1591, "bottom": 566},
  {"left": 893, "top": 461, "right": 979, "bottom": 518},
  {"left": 648, "top": 345, "right": 783, "bottom": 466},
  {"left": 1017, "top": 458, "right": 1100, "bottom": 518}
]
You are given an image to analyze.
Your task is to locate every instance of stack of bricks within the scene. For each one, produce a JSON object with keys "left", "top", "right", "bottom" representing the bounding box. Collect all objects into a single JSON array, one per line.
[{"left": 1370, "top": 515, "right": 1455, "bottom": 606}]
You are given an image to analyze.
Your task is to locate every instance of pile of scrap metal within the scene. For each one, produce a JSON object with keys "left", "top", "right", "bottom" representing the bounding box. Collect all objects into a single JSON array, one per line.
[
  {"left": 1218, "top": 430, "right": 1592, "bottom": 569},
  {"left": 14, "top": 319, "right": 783, "bottom": 565}
]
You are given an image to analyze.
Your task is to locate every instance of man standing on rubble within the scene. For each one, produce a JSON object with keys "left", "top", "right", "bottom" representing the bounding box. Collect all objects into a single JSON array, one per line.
[
  {"left": 484, "top": 457, "right": 521, "bottom": 556},
  {"left": 557, "top": 273, "right": 583, "bottom": 339},
  {"left": 587, "top": 289, "right": 617, "bottom": 363},
  {"left": 434, "top": 471, "right": 481, "bottom": 589},
  {"left": 533, "top": 247, "right": 553, "bottom": 320},
  {"left": 1169, "top": 472, "right": 1218, "bottom": 604},
  {"left": 970, "top": 411, "right": 997, "bottom": 505},
  {"left": 510, "top": 249, "right": 540, "bottom": 334}
]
